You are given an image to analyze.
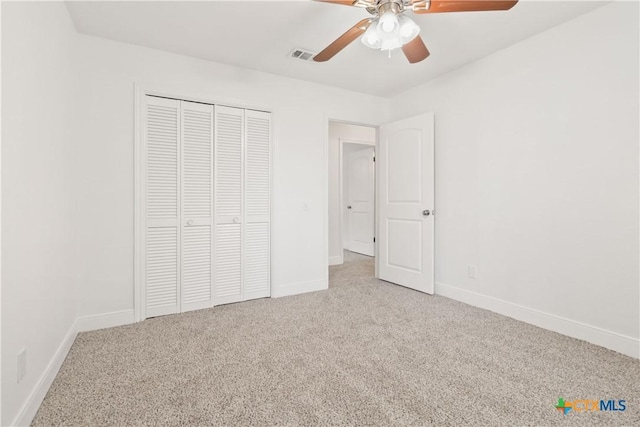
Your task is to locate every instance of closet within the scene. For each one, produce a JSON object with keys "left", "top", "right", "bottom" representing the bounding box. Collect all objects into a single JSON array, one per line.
[{"left": 142, "top": 95, "right": 271, "bottom": 318}]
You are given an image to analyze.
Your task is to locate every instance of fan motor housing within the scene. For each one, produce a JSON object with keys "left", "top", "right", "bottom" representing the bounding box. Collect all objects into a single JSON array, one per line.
[{"left": 366, "top": 0, "right": 430, "bottom": 16}]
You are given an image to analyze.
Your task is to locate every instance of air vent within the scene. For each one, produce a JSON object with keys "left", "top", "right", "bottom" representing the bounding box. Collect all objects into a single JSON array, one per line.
[{"left": 288, "top": 48, "right": 316, "bottom": 62}]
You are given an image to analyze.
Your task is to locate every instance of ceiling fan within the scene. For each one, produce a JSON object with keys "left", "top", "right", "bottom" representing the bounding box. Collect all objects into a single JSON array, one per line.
[{"left": 313, "top": 0, "right": 519, "bottom": 63}]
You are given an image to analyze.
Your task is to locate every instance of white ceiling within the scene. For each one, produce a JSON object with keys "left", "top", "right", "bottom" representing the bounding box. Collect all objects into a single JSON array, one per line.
[{"left": 65, "top": 0, "right": 607, "bottom": 97}]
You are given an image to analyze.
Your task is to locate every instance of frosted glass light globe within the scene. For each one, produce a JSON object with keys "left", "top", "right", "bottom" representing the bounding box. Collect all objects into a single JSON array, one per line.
[{"left": 377, "top": 11, "right": 398, "bottom": 34}]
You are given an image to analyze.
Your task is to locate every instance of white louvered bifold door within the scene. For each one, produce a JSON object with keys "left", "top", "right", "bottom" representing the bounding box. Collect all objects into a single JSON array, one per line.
[
  {"left": 180, "top": 101, "right": 214, "bottom": 312},
  {"left": 213, "top": 106, "right": 244, "bottom": 305},
  {"left": 244, "top": 110, "right": 271, "bottom": 300},
  {"left": 144, "top": 96, "right": 180, "bottom": 318}
]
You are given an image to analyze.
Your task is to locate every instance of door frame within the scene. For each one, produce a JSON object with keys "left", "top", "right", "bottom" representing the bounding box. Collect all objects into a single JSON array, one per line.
[
  {"left": 339, "top": 138, "right": 376, "bottom": 259},
  {"left": 134, "top": 84, "right": 274, "bottom": 322},
  {"left": 324, "top": 118, "right": 379, "bottom": 281}
]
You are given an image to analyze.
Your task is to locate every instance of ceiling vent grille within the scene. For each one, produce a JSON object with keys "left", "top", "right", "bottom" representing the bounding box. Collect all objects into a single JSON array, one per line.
[{"left": 289, "top": 48, "right": 316, "bottom": 62}]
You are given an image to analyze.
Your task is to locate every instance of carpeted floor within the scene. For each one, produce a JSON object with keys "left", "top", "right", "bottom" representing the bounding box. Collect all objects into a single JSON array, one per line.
[
  {"left": 33, "top": 251, "right": 639, "bottom": 426},
  {"left": 328, "top": 250, "right": 375, "bottom": 288}
]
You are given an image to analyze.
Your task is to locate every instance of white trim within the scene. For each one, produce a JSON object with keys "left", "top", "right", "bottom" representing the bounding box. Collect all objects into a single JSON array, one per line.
[
  {"left": 340, "top": 139, "right": 375, "bottom": 147},
  {"left": 0, "top": 5, "right": 3, "bottom": 424},
  {"left": 270, "top": 110, "right": 276, "bottom": 301},
  {"left": 435, "top": 282, "right": 640, "bottom": 359},
  {"left": 75, "top": 310, "right": 135, "bottom": 333},
  {"left": 271, "top": 279, "right": 327, "bottom": 298},
  {"left": 12, "top": 321, "right": 77, "bottom": 427},
  {"left": 137, "top": 85, "right": 274, "bottom": 117},
  {"left": 328, "top": 255, "right": 344, "bottom": 266},
  {"left": 134, "top": 84, "right": 143, "bottom": 322},
  {"left": 12, "top": 309, "right": 138, "bottom": 426},
  {"left": 322, "top": 114, "right": 330, "bottom": 292}
]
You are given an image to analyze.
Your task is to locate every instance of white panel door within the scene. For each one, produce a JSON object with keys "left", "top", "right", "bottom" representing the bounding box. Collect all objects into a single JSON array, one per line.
[
  {"left": 378, "top": 113, "right": 434, "bottom": 294},
  {"left": 244, "top": 110, "right": 271, "bottom": 301},
  {"left": 180, "top": 101, "right": 214, "bottom": 312},
  {"left": 214, "top": 105, "right": 244, "bottom": 305},
  {"left": 346, "top": 147, "right": 375, "bottom": 256},
  {"left": 144, "top": 96, "right": 180, "bottom": 317}
]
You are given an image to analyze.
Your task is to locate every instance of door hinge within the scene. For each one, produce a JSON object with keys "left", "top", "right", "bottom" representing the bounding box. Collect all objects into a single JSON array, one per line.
[
  {"left": 373, "top": 237, "right": 376, "bottom": 243},
  {"left": 373, "top": 156, "right": 376, "bottom": 162}
]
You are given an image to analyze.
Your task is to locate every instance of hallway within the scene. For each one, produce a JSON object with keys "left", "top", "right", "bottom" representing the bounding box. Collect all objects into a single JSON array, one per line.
[{"left": 329, "top": 250, "right": 375, "bottom": 288}]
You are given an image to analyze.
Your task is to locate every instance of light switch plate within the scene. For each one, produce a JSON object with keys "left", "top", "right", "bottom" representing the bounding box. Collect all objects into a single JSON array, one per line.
[
  {"left": 17, "top": 348, "right": 27, "bottom": 383},
  {"left": 468, "top": 265, "right": 478, "bottom": 279}
]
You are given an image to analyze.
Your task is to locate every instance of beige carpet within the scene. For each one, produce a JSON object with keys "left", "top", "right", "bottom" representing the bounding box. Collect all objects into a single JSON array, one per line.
[
  {"left": 329, "top": 250, "right": 375, "bottom": 288},
  {"left": 33, "top": 251, "right": 639, "bottom": 426}
]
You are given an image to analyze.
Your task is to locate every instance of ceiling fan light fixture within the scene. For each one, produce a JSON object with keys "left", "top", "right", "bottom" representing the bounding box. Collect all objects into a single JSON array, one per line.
[
  {"left": 398, "top": 15, "right": 420, "bottom": 43},
  {"left": 380, "top": 38, "right": 403, "bottom": 51},
  {"left": 361, "top": 20, "right": 382, "bottom": 49},
  {"left": 377, "top": 10, "right": 399, "bottom": 33},
  {"left": 361, "top": 12, "right": 421, "bottom": 54}
]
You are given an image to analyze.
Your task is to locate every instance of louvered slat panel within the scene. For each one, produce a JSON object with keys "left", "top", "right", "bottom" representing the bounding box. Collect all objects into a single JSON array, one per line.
[
  {"left": 245, "top": 114, "right": 270, "bottom": 217},
  {"left": 145, "top": 96, "right": 180, "bottom": 318},
  {"left": 244, "top": 110, "right": 271, "bottom": 301},
  {"left": 181, "top": 101, "right": 213, "bottom": 312},
  {"left": 215, "top": 107, "right": 243, "bottom": 218},
  {"left": 183, "top": 106, "right": 212, "bottom": 219},
  {"left": 214, "top": 223, "right": 242, "bottom": 303},
  {"left": 182, "top": 225, "right": 211, "bottom": 304},
  {"left": 244, "top": 222, "right": 270, "bottom": 297},
  {"left": 146, "top": 227, "right": 178, "bottom": 314},
  {"left": 147, "top": 103, "right": 178, "bottom": 219},
  {"left": 214, "top": 106, "right": 244, "bottom": 306}
]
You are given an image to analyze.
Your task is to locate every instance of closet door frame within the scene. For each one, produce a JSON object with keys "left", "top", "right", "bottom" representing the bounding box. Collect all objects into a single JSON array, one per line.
[{"left": 134, "top": 84, "right": 274, "bottom": 322}]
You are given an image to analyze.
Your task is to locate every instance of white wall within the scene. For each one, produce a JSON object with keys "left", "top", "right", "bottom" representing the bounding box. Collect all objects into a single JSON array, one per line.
[
  {"left": 1, "top": 2, "right": 79, "bottom": 424},
  {"left": 1, "top": 3, "right": 387, "bottom": 423},
  {"left": 72, "top": 31, "right": 388, "bottom": 315},
  {"left": 328, "top": 123, "right": 376, "bottom": 264},
  {"left": 389, "top": 2, "right": 639, "bottom": 356}
]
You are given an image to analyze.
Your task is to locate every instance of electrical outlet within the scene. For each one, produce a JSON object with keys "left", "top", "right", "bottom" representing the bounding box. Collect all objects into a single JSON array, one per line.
[
  {"left": 17, "top": 348, "right": 27, "bottom": 383},
  {"left": 468, "top": 265, "right": 478, "bottom": 279}
]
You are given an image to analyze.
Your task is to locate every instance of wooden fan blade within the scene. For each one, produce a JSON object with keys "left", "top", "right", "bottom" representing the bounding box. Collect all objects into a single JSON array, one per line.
[
  {"left": 315, "top": 0, "right": 376, "bottom": 8},
  {"left": 402, "top": 36, "right": 430, "bottom": 63},
  {"left": 313, "top": 19, "right": 372, "bottom": 62},
  {"left": 413, "top": 0, "right": 518, "bottom": 14},
  {"left": 316, "top": 0, "right": 358, "bottom": 5}
]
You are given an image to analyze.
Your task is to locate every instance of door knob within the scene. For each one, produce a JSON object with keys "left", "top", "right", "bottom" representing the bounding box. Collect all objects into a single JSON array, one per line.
[
  {"left": 422, "top": 209, "right": 430, "bottom": 217},
  {"left": 233, "top": 217, "right": 241, "bottom": 224},
  {"left": 186, "top": 219, "right": 194, "bottom": 226},
  {"left": 347, "top": 206, "right": 352, "bottom": 210}
]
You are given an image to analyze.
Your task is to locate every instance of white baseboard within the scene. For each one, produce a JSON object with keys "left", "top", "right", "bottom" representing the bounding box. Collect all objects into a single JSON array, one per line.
[
  {"left": 435, "top": 282, "right": 640, "bottom": 359},
  {"left": 12, "top": 309, "right": 136, "bottom": 426},
  {"left": 12, "top": 320, "right": 78, "bottom": 427},
  {"left": 272, "top": 279, "right": 327, "bottom": 298},
  {"left": 75, "top": 309, "right": 135, "bottom": 332},
  {"left": 328, "top": 255, "right": 343, "bottom": 266}
]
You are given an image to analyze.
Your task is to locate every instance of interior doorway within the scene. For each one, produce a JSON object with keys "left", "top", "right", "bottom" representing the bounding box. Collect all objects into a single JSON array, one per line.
[
  {"left": 342, "top": 142, "right": 375, "bottom": 257},
  {"left": 327, "top": 113, "right": 435, "bottom": 294},
  {"left": 328, "top": 121, "right": 377, "bottom": 287}
]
